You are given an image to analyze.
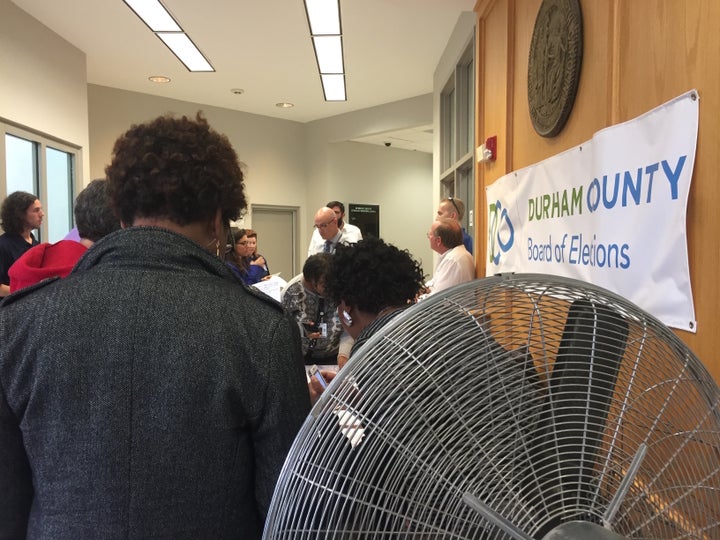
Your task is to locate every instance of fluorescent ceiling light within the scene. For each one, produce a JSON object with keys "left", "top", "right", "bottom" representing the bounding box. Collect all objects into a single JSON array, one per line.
[
  {"left": 156, "top": 32, "right": 214, "bottom": 72},
  {"left": 303, "top": 0, "right": 345, "bottom": 101},
  {"left": 313, "top": 36, "right": 344, "bottom": 73},
  {"left": 304, "top": 0, "right": 341, "bottom": 35},
  {"left": 321, "top": 74, "right": 346, "bottom": 101},
  {"left": 123, "top": 0, "right": 180, "bottom": 32}
]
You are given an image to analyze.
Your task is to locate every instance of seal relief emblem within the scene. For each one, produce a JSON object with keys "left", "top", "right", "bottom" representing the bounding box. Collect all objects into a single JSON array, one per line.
[{"left": 528, "top": 0, "right": 583, "bottom": 138}]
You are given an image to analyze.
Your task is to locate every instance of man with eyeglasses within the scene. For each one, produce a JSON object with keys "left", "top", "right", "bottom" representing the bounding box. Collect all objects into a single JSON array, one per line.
[
  {"left": 436, "top": 197, "right": 473, "bottom": 255},
  {"left": 307, "top": 206, "right": 357, "bottom": 257},
  {"left": 420, "top": 217, "right": 475, "bottom": 299}
]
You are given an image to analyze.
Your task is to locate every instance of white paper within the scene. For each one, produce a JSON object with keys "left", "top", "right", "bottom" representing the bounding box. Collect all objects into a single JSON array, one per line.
[{"left": 251, "top": 275, "right": 287, "bottom": 302}]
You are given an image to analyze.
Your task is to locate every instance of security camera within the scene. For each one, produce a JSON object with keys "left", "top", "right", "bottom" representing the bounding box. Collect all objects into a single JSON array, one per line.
[{"left": 384, "top": 142, "right": 391, "bottom": 147}]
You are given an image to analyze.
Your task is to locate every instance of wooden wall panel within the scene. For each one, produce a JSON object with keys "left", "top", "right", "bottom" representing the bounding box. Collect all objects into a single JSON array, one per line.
[
  {"left": 614, "top": 0, "right": 720, "bottom": 379},
  {"left": 478, "top": 0, "right": 511, "bottom": 183},
  {"left": 475, "top": 0, "right": 511, "bottom": 276},
  {"left": 511, "top": 1, "right": 613, "bottom": 169},
  {"left": 475, "top": 0, "right": 720, "bottom": 382}
]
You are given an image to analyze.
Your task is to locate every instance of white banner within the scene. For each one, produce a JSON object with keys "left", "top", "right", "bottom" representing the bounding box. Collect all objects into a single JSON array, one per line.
[{"left": 486, "top": 90, "right": 698, "bottom": 332}]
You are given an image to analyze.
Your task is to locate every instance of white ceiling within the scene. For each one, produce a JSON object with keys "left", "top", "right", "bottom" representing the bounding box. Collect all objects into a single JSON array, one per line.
[{"left": 10, "top": 0, "right": 476, "bottom": 153}]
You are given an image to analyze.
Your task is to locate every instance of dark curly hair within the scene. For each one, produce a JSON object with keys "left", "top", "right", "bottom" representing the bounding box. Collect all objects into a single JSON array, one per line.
[
  {"left": 104, "top": 113, "right": 246, "bottom": 226},
  {"left": 1, "top": 191, "right": 39, "bottom": 235},
  {"left": 74, "top": 179, "right": 120, "bottom": 242},
  {"left": 324, "top": 237, "right": 426, "bottom": 315}
]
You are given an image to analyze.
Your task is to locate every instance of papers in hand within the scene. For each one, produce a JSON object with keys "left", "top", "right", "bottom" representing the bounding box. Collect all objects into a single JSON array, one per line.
[{"left": 251, "top": 274, "right": 287, "bottom": 302}]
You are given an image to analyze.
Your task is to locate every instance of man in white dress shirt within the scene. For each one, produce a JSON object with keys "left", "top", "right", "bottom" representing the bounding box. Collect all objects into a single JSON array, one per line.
[
  {"left": 421, "top": 218, "right": 475, "bottom": 298},
  {"left": 327, "top": 201, "right": 362, "bottom": 242},
  {"left": 307, "top": 201, "right": 362, "bottom": 256}
]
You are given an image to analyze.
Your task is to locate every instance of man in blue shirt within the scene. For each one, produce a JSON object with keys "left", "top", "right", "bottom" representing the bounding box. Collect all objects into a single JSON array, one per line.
[{"left": 436, "top": 197, "right": 473, "bottom": 255}]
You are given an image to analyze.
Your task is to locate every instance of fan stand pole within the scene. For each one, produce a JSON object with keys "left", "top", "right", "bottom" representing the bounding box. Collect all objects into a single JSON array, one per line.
[
  {"left": 602, "top": 443, "right": 648, "bottom": 526},
  {"left": 461, "top": 444, "right": 646, "bottom": 540},
  {"left": 542, "top": 521, "right": 628, "bottom": 540},
  {"left": 462, "top": 492, "right": 534, "bottom": 540}
]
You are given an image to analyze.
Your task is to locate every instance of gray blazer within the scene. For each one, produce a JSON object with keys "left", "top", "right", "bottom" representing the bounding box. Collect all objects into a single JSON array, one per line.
[{"left": 0, "top": 227, "right": 311, "bottom": 539}]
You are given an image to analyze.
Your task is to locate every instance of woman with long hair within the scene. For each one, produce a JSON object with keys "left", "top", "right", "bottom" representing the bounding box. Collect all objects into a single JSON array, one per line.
[
  {"left": 0, "top": 191, "right": 44, "bottom": 297},
  {"left": 226, "top": 226, "right": 267, "bottom": 285}
]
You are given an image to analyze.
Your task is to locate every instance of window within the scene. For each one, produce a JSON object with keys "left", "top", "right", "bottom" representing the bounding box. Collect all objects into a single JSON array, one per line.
[
  {"left": 2, "top": 121, "right": 79, "bottom": 243},
  {"left": 441, "top": 85, "right": 456, "bottom": 173},
  {"left": 5, "top": 134, "right": 38, "bottom": 195},
  {"left": 458, "top": 56, "right": 474, "bottom": 158},
  {"left": 439, "top": 35, "right": 475, "bottom": 234},
  {"left": 45, "top": 147, "right": 74, "bottom": 242}
]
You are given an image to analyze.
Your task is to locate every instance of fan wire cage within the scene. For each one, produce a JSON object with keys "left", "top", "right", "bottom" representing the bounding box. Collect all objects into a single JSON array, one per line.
[{"left": 264, "top": 274, "right": 720, "bottom": 539}]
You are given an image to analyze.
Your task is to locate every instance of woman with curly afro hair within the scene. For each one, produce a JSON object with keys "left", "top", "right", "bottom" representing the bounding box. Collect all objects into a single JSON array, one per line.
[
  {"left": 323, "top": 236, "right": 426, "bottom": 358},
  {"left": 0, "top": 113, "right": 310, "bottom": 538}
]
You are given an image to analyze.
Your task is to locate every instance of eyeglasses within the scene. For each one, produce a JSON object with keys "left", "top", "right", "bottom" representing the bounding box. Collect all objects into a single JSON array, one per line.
[
  {"left": 236, "top": 241, "right": 248, "bottom": 246},
  {"left": 448, "top": 197, "right": 461, "bottom": 215},
  {"left": 314, "top": 218, "right": 336, "bottom": 229}
]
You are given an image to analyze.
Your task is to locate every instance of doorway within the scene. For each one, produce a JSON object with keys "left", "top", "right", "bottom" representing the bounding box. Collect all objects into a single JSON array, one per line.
[{"left": 250, "top": 204, "right": 299, "bottom": 281}]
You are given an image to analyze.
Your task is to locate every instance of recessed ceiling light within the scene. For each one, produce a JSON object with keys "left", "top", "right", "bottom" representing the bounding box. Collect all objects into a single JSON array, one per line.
[
  {"left": 276, "top": 102, "right": 294, "bottom": 108},
  {"left": 230, "top": 88, "right": 244, "bottom": 95},
  {"left": 149, "top": 75, "right": 171, "bottom": 83}
]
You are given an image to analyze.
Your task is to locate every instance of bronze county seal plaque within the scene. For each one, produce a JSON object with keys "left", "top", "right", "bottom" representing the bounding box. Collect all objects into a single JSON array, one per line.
[{"left": 527, "top": 0, "right": 583, "bottom": 138}]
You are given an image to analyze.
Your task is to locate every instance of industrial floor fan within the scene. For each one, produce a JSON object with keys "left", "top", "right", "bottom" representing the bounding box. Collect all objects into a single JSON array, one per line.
[{"left": 264, "top": 274, "right": 720, "bottom": 539}]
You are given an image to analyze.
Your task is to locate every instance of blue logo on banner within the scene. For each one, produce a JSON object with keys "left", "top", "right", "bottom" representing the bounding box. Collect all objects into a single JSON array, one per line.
[{"left": 488, "top": 200, "right": 514, "bottom": 265}]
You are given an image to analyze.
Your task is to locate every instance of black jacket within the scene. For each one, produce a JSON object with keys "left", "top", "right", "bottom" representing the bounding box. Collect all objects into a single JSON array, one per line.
[{"left": 0, "top": 227, "right": 310, "bottom": 539}]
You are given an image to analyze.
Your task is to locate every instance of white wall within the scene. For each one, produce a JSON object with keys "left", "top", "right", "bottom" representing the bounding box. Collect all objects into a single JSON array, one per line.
[
  {"left": 87, "top": 84, "right": 307, "bottom": 216},
  {"left": 0, "top": 0, "right": 90, "bottom": 188},
  {"left": 304, "top": 94, "right": 434, "bottom": 268},
  {"left": 88, "top": 85, "right": 433, "bottom": 272},
  {"left": 3, "top": 0, "right": 435, "bottom": 273},
  {"left": 327, "top": 141, "right": 433, "bottom": 274}
]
